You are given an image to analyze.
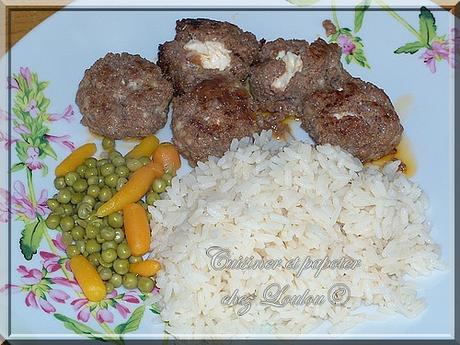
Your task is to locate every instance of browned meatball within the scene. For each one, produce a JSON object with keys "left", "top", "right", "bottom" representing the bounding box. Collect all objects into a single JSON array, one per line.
[
  {"left": 172, "top": 77, "right": 260, "bottom": 166},
  {"left": 301, "top": 78, "right": 403, "bottom": 162},
  {"left": 250, "top": 38, "right": 351, "bottom": 129},
  {"left": 76, "top": 52, "right": 173, "bottom": 139},
  {"left": 158, "top": 18, "right": 259, "bottom": 95}
]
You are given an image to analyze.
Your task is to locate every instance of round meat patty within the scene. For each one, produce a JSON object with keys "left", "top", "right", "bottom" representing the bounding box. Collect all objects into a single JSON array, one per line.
[
  {"left": 76, "top": 52, "right": 173, "bottom": 139},
  {"left": 250, "top": 38, "right": 351, "bottom": 116},
  {"left": 301, "top": 78, "right": 403, "bottom": 162},
  {"left": 172, "top": 77, "right": 260, "bottom": 166},
  {"left": 158, "top": 18, "right": 259, "bottom": 95}
]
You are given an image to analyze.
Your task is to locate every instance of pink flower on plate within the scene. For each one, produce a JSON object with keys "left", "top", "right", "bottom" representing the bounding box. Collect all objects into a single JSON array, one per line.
[
  {"left": 20, "top": 67, "right": 32, "bottom": 85},
  {"left": 17, "top": 265, "right": 43, "bottom": 285},
  {"left": 337, "top": 34, "right": 356, "bottom": 55},
  {"left": 25, "top": 147, "right": 44, "bottom": 171},
  {"left": 52, "top": 233, "right": 67, "bottom": 253},
  {"left": 14, "top": 124, "right": 31, "bottom": 136},
  {"left": 96, "top": 309, "right": 114, "bottom": 323},
  {"left": 7, "top": 77, "right": 19, "bottom": 90},
  {"left": 48, "top": 105, "right": 74, "bottom": 123},
  {"left": 51, "top": 276, "right": 79, "bottom": 288},
  {"left": 45, "top": 134, "right": 75, "bottom": 151},
  {"left": 12, "top": 180, "right": 48, "bottom": 220},
  {"left": 0, "top": 131, "right": 18, "bottom": 150},
  {"left": 420, "top": 30, "right": 460, "bottom": 73},
  {"left": 39, "top": 251, "right": 61, "bottom": 273},
  {"left": 0, "top": 188, "right": 10, "bottom": 223},
  {"left": 25, "top": 99, "right": 39, "bottom": 117},
  {"left": 48, "top": 289, "right": 70, "bottom": 304}
]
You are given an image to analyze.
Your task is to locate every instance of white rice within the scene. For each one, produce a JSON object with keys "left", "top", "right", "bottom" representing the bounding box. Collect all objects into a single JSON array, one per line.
[{"left": 148, "top": 130, "right": 441, "bottom": 335}]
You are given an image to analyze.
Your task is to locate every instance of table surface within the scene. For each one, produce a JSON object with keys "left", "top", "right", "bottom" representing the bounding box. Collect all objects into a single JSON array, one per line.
[{"left": 4, "top": 3, "right": 458, "bottom": 51}]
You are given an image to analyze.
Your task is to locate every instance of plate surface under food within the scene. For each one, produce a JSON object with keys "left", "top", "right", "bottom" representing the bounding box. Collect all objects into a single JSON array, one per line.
[{"left": 2, "top": 4, "right": 454, "bottom": 340}]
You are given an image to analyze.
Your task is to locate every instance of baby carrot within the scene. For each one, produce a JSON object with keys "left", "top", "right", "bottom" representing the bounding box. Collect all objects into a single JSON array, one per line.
[
  {"left": 123, "top": 203, "right": 151, "bottom": 257},
  {"left": 70, "top": 255, "right": 106, "bottom": 302},
  {"left": 96, "top": 161, "right": 163, "bottom": 217},
  {"left": 126, "top": 135, "right": 160, "bottom": 159},
  {"left": 152, "top": 143, "right": 181, "bottom": 172},
  {"left": 55, "top": 143, "right": 96, "bottom": 177},
  {"left": 129, "top": 259, "right": 161, "bottom": 277}
]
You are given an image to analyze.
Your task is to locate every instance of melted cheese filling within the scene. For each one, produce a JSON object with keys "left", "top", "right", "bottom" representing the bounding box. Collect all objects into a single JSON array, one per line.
[
  {"left": 184, "top": 40, "right": 232, "bottom": 71},
  {"left": 271, "top": 50, "right": 303, "bottom": 91}
]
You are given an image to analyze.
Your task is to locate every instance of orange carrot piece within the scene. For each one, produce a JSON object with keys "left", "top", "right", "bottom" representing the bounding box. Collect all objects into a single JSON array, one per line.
[
  {"left": 123, "top": 203, "right": 151, "bottom": 257},
  {"left": 126, "top": 135, "right": 160, "bottom": 159},
  {"left": 55, "top": 143, "right": 96, "bottom": 177},
  {"left": 70, "top": 255, "right": 106, "bottom": 302},
  {"left": 152, "top": 143, "right": 181, "bottom": 172},
  {"left": 129, "top": 260, "right": 161, "bottom": 277}
]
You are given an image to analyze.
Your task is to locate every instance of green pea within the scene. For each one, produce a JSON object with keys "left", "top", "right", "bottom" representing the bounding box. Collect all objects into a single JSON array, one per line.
[
  {"left": 85, "top": 224, "right": 99, "bottom": 239},
  {"left": 97, "top": 158, "right": 109, "bottom": 167},
  {"left": 75, "top": 218, "right": 88, "bottom": 228},
  {"left": 86, "top": 239, "right": 101, "bottom": 254},
  {"left": 116, "top": 243, "right": 131, "bottom": 259},
  {"left": 76, "top": 164, "right": 87, "bottom": 177},
  {"left": 81, "top": 195, "right": 96, "bottom": 207},
  {"left": 62, "top": 203, "right": 74, "bottom": 216},
  {"left": 139, "top": 156, "right": 151, "bottom": 166},
  {"left": 64, "top": 171, "right": 79, "bottom": 186},
  {"left": 96, "top": 233, "right": 106, "bottom": 244},
  {"left": 115, "top": 165, "right": 129, "bottom": 178},
  {"left": 164, "top": 167, "right": 176, "bottom": 176},
  {"left": 107, "top": 213, "right": 123, "bottom": 228},
  {"left": 62, "top": 232, "right": 74, "bottom": 246},
  {"left": 138, "top": 277, "right": 154, "bottom": 294},
  {"left": 146, "top": 192, "right": 160, "bottom": 205},
  {"left": 98, "top": 266, "right": 113, "bottom": 281},
  {"left": 112, "top": 156, "right": 125, "bottom": 167},
  {"left": 57, "top": 189, "right": 72, "bottom": 204},
  {"left": 109, "top": 150, "right": 123, "bottom": 161},
  {"left": 152, "top": 178, "right": 167, "bottom": 194},
  {"left": 100, "top": 164, "right": 115, "bottom": 177},
  {"left": 102, "top": 240, "right": 117, "bottom": 251},
  {"left": 126, "top": 158, "right": 142, "bottom": 172},
  {"left": 77, "top": 203, "right": 92, "bottom": 220},
  {"left": 87, "top": 176, "right": 99, "bottom": 186},
  {"left": 47, "top": 199, "right": 60, "bottom": 211},
  {"left": 53, "top": 206, "right": 65, "bottom": 216},
  {"left": 66, "top": 245, "right": 79, "bottom": 258},
  {"left": 84, "top": 157, "right": 97, "bottom": 168},
  {"left": 104, "top": 174, "right": 118, "bottom": 188},
  {"left": 113, "top": 258, "right": 129, "bottom": 275},
  {"left": 122, "top": 272, "right": 138, "bottom": 289},
  {"left": 73, "top": 179, "right": 88, "bottom": 193},
  {"left": 163, "top": 173, "right": 173, "bottom": 186},
  {"left": 70, "top": 192, "right": 84, "bottom": 205},
  {"left": 75, "top": 240, "right": 86, "bottom": 254},
  {"left": 84, "top": 167, "right": 98, "bottom": 179},
  {"left": 116, "top": 177, "right": 128, "bottom": 191},
  {"left": 71, "top": 226, "right": 85, "bottom": 241},
  {"left": 54, "top": 177, "right": 66, "bottom": 190},
  {"left": 94, "top": 201, "right": 103, "bottom": 211},
  {"left": 105, "top": 282, "right": 114, "bottom": 293},
  {"left": 87, "top": 185, "right": 100, "bottom": 198},
  {"left": 113, "top": 228, "right": 125, "bottom": 244},
  {"left": 45, "top": 213, "right": 61, "bottom": 229},
  {"left": 110, "top": 273, "right": 123, "bottom": 288},
  {"left": 129, "top": 256, "right": 143, "bottom": 264},
  {"left": 87, "top": 252, "right": 101, "bottom": 267},
  {"left": 102, "top": 137, "right": 115, "bottom": 151},
  {"left": 99, "top": 259, "right": 113, "bottom": 268},
  {"left": 101, "top": 248, "right": 117, "bottom": 263},
  {"left": 98, "top": 187, "right": 112, "bottom": 202},
  {"left": 60, "top": 216, "right": 74, "bottom": 232},
  {"left": 100, "top": 227, "right": 115, "bottom": 241}
]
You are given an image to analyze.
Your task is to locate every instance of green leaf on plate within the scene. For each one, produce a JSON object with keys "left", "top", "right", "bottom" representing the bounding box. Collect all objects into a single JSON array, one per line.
[
  {"left": 394, "top": 41, "right": 426, "bottom": 54},
  {"left": 114, "top": 305, "right": 145, "bottom": 334},
  {"left": 38, "top": 81, "right": 50, "bottom": 92},
  {"left": 286, "top": 0, "right": 320, "bottom": 6},
  {"left": 20, "top": 219, "right": 46, "bottom": 260},
  {"left": 354, "top": 0, "right": 371, "bottom": 33},
  {"left": 54, "top": 313, "right": 108, "bottom": 342},
  {"left": 150, "top": 303, "right": 161, "bottom": 315},
  {"left": 419, "top": 6, "right": 437, "bottom": 45},
  {"left": 42, "top": 142, "right": 57, "bottom": 160},
  {"left": 11, "top": 162, "right": 25, "bottom": 173}
]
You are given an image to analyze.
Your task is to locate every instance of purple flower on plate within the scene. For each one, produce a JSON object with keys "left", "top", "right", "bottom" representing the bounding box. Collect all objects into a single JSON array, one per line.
[
  {"left": 337, "top": 34, "right": 356, "bottom": 55},
  {"left": 71, "top": 290, "right": 140, "bottom": 324},
  {"left": 0, "top": 188, "right": 10, "bottom": 223},
  {"left": 45, "top": 134, "right": 75, "bottom": 151},
  {"left": 25, "top": 99, "right": 39, "bottom": 118},
  {"left": 0, "top": 131, "right": 18, "bottom": 150},
  {"left": 25, "top": 147, "right": 44, "bottom": 171},
  {"left": 48, "top": 105, "right": 74, "bottom": 123},
  {"left": 39, "top": 251, "right": 61, "bottom": 273},
  {"left": 20, "top": 67, "right": 32, "bottom": 85},
  {"left": 0, "top": 108, "right": 11, "bottom": 121},
  {"left": 51, "top": 276, "right": 79, "bottom": 288},
  {"left": 52, "top": 233, "right": 67, "bottom": 253},
  {"left": 420, "top": 29, "right": 460, "bottom": 73},
  {"left": 12, "top": 180, "right": 48, "bottom": 220},
  {"left": 7, "top": 77, "right": 19, "bottom": 90},
  {"left": 14, "top": 124, "right": 31, "bottom": 136}
]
